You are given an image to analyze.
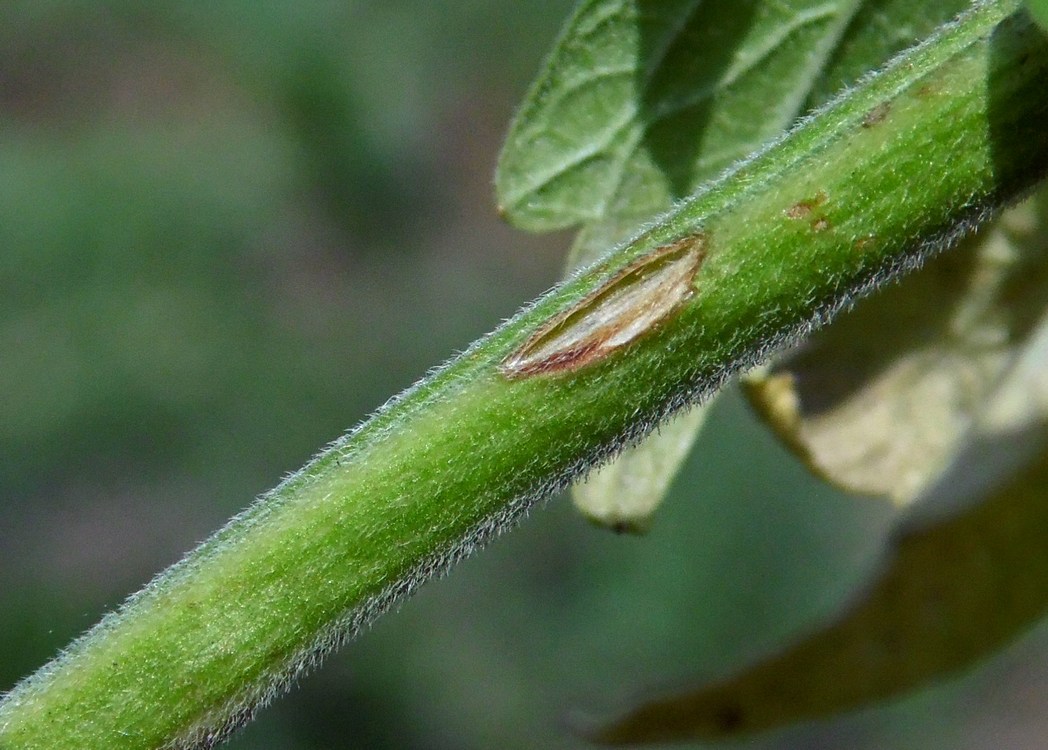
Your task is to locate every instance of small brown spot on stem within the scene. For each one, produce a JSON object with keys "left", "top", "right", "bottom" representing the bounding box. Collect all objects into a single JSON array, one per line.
[
  {"left": 853, "top": 235, "right": 876, "bottom": 253},
  {"left": 811, "top": 217, "right": 831, "bottom": 232},
  {"left": 500, "top": 234, "right": 706, "bottom": 378},
  {"left": 785, "top": 191, "right": 827, "bottom": 219},
  {"left": 861, "top": 101, "right": 891, "bottom": 128}
]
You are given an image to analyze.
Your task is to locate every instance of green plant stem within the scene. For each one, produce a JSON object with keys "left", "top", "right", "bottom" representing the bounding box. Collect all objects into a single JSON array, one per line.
[{"left": 2, "top": 2, "right": 1047, "bottom": 748}]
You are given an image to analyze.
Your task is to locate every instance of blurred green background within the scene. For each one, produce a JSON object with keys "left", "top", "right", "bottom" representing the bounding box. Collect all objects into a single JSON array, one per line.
[{"left": 2, "top": 2, "right": 1046, "bottom": 748}]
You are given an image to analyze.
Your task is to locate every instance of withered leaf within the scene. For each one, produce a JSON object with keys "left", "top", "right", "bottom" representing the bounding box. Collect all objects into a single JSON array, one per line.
[{"left": 744, "top": 192, "right": 1048, "bottom": 504}]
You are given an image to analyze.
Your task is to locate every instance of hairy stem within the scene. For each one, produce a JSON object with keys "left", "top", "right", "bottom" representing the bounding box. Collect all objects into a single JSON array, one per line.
[{"left": 2, "top": 2, "right": 1047, "bottom": 748}]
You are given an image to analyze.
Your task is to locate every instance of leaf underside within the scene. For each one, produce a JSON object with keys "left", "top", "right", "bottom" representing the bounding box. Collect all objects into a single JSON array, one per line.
[{"left": 498, "top": 0, "right": 970, "bottom": 526}]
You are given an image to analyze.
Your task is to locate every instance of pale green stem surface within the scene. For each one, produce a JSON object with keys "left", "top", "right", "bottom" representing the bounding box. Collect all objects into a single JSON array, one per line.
[{"left": 2, "top": 3, "right": 1047, "bottom": 748}]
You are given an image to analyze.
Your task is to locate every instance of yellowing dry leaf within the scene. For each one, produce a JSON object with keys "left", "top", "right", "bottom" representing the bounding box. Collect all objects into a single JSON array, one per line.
[{"left": 744, "top": 193, "right": 1048, "bottom": 504}]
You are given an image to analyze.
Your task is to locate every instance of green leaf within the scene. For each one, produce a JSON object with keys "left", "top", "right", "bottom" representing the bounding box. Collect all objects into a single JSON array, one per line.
[
  {"left": 805, "top": 0, "right": 973, "bottom": 107},
  {"left": 1026, "top": 0, "right": 1048, "bottom": 32},
  {"left": 582, "top": 309, "right": 1048, "bottom": 744},
  {"left": 496, "top": 0, "right": 866, "bottom": 239},
  {"left": 743, "top": 188, "right": 1048, "bottom": 503}
]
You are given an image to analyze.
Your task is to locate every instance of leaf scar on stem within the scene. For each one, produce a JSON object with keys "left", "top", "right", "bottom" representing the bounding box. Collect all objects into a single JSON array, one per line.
[{"left": 500, "top": 233, "right": 706, "bottom": 379}]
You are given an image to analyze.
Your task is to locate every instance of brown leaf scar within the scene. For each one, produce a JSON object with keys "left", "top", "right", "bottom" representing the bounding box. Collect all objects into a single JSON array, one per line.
[{"left": 500, "top": 233, "right": 706, "bottom": 379}]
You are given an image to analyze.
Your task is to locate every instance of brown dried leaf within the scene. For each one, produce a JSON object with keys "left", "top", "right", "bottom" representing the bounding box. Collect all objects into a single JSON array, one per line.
[{"left": 583, "top": 311, "right": 1048, "bottom": 743}]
